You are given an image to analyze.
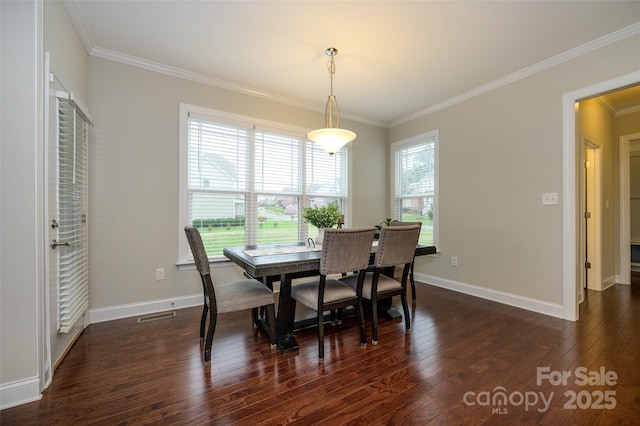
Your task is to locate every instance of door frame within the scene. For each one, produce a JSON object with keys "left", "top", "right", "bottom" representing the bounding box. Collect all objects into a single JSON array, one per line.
[
  {"left": 619, "top": 132, "right": 640, "bottom": 284},
  {"left": 580, "top": 134, "right": 602, "bottom": 292},
  {"left": 562, "top": 71, "right": 640, "bottom": 321}
]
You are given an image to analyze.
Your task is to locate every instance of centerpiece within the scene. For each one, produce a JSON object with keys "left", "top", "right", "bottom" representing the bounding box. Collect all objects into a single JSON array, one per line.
[{"left": 302, "top": 201, "right": 342, "bottom": 244}]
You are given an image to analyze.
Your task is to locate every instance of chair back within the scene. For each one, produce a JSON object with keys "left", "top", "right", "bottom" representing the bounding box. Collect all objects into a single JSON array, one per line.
[
  {"left": 320, "top": 227, "right": 375, "bottom": 275},
  {"left": 374, "top": 224, "right": 421, "bottom": 268},
  {"left": 184, "top": 226, "right": 211, "bottom": 276},
  {"left": 389, "top": 220, "right": 422, "bottom": 227}
]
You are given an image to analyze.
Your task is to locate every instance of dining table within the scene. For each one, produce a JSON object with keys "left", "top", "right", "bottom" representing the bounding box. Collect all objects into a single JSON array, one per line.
[{"left": 223, "top": 241, "right": 436, "bottom": 354}]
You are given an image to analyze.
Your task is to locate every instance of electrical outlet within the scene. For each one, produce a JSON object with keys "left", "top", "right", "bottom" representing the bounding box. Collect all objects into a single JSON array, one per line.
[
  {"left": 542, "top": 192, "right": 558, "bottom": 205},
  {"left": 155, "top": 268, "right": 165, "bottom": 280},
  {"left": 451, "top": 256, "right": 458, "bottom": 266}
]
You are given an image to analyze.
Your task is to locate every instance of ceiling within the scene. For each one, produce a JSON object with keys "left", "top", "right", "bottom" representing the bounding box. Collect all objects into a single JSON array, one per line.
[{"left": 66, "top": 1, "right": 640, "bottom": 127}]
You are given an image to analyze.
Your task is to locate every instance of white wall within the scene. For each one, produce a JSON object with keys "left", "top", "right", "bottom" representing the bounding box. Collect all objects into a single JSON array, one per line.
[
  {"left": 87, "top": 57, "right": 388, "bottom": 313},
  {"left": 390, "top": 33, "right": 640, "bottom": 313},
  {"left": 1, "top": 0, "right": 43, "bottom": 408}
]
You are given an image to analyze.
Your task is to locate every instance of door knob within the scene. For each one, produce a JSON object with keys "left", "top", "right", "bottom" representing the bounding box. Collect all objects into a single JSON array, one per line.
[{"left": 51, "top": 240, "right": 70, "bottom": 249}]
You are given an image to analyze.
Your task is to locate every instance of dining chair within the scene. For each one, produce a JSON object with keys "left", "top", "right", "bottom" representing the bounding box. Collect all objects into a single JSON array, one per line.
[
  {"left": 290, "top": 227, "right": 375, "bottom": 363},
  {"left": 184, "top": 226, "right": 276, "bottom": 365},
  {"left": 341, "top": 224, "right": 421, "bottom": 344},
  {"left": 389, "top": 220, "right": 422, "bottom": 301}
]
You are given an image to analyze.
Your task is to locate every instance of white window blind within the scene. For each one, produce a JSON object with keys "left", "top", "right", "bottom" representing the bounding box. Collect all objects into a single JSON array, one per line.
[
  {"left": 57, "top": 97, "right": 90, "bottom": 333},
  {"left": 181, "top": 107, "right": 348, "bottom": 260},
  {"left": 392, "top": 131, "right": 438, "bottom": 246}
]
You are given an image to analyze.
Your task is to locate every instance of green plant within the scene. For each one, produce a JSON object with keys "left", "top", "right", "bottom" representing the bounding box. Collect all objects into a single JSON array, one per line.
[{"left": 303, "top": 201, "right": 342, "bottom": 229}]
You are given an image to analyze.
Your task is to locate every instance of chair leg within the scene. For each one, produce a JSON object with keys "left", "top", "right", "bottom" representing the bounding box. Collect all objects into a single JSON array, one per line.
[
  {"left": 200, "top": 303, "right": 208, "bottom": 342},
  {"left": 317, "top": 309, "right": 325, "bottom": 363},
  {"left": 356, "top": 300, "right": 367, "bottom": 348},
  {"left": 371, "top": 297, "right": 379, "bottom": 345},
  {"left": 266, "top": 304, "right": 277, "bottom": 349},
  {"left": 410, "top": 261, "right": 417, "bottom": 301},
  {"left": 401, "top": 289, "right": 411, "bottom": 332},
  {"left": 204, "top": 311, "right": 217, "bottom": 365},
  {"left": 252, "top": 307, "right": 259, "bottom": 328}
]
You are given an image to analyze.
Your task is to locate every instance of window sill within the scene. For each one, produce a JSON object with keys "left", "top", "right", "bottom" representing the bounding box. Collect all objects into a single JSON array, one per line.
[{"left": 176, "top": 258, "right": 234, "bottom": 271}]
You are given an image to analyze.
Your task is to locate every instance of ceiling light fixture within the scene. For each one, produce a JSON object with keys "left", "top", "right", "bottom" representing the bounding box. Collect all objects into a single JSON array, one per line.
[{"left": 307, "top": 47, "right": 356, "bottom": 155}]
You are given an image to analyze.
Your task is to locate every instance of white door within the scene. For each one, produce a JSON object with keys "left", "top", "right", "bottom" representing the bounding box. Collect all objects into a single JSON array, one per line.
[{"left": 47, "top": 87, "right": 90, "bottom": 368}]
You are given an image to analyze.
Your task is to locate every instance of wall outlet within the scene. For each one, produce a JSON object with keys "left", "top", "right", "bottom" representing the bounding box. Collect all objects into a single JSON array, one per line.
[
  {"left": 451, "top": 256, "right": 458, "bottom": 266},
  {"left": 155, "top": 268, "right": 165, "bottom": 280},
  {"left": 542, "top": 192, "right": 558, "bottom": 205}
]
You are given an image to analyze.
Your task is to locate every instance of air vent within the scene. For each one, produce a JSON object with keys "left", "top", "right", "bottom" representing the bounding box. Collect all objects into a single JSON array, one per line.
[{"left": 137, "top": 311, "right": 176, "bottom": 323}]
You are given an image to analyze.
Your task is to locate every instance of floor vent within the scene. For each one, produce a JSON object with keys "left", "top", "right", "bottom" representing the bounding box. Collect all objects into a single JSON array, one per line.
[{"left": 137, "top": 311, "right": 176, "bottom": 323}]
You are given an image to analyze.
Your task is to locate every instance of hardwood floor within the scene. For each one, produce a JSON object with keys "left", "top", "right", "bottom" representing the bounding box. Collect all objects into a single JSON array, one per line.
[{"left": 3, "top": 274, "right": 640, "bottom": 425}]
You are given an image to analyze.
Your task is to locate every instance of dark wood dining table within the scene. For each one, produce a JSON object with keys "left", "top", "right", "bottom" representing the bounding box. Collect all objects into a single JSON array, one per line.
[{"left": 223, "top": 242, "right": 436, "bottom": 354}]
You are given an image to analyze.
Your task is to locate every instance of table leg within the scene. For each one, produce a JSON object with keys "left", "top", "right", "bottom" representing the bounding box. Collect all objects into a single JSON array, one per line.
[{"left": 275, "top": 273, "right": 299, "bottom": 354}]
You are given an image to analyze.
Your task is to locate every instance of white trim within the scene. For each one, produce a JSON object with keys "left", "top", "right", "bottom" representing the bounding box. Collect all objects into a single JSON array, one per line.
[
  {"left": 90, "top": 47, "right": 384, "bottom": 128},
  {"left": 62, "top": 0, "right": 94, "bottom": 54},
  {"left": 415, "top": 274, "right": 564, "bottom": 319},
  {"left": 89, "top": 294, "right": 202, "bottom": 324},
  {"left": 0, "top": 377, "right": 42, "bottom": 410},
  {"left": 389, "top": 130, "right": 439, "bottom": 247},
  {"left": 581, "top": 133, "right": 602, "bottom": 291},
  {"left": 619, "top": 133, "right": 640, "bottom": 285},
  {"left": 562, "top": 71, "right": 640, "bottom": 321},
  {"left": 602, "top": 275, "right": 617, "bottom": 291},
  {"left": 390, "top": 22, "right": 640, "bottom": 128}
]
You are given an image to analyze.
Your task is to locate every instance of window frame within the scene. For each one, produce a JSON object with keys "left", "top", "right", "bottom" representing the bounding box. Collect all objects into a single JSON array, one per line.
[
  {"left": 178, "top": 103, "right": 349, "bottom": 264},
  {"left": 390, "top": 129, "right": 439, "bottom": 247}
]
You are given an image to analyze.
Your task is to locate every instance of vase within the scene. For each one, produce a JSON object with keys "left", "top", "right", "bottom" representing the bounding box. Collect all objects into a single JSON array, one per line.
[{"left": 315, "top": 228, "right": 326, "bottom": 245}]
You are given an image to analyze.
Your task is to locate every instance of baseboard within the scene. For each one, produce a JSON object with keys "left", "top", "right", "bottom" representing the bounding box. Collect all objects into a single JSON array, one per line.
[
  {"left": 89, "top": 294, "right": 202, "bottom": 324},
  {"left": 414, "top": 273, "right": 565, "bottom": 319},
  {"left": 0, "top": 376, "right": 41, "bottom": 410},
  {"left": 602, "top": 275, "right": 618, "bottom": 290}
]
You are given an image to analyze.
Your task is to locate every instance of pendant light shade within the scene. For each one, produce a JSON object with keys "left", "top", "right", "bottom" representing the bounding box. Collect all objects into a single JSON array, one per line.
[{"left": 307, "top": 48, "right": 356, "bottom": 155}]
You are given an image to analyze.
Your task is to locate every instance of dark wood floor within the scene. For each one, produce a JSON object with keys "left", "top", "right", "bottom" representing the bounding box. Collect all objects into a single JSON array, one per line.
[{"left": 3, "top": 273, "right": 640, "bottom": 425}]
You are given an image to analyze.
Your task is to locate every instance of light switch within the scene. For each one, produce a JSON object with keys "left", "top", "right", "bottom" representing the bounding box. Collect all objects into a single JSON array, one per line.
[{"left": 542, "top": 193, "right": 558, "bottom": 205}]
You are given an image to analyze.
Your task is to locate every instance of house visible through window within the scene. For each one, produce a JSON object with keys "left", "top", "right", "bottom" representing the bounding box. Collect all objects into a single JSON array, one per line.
[
  {"left": 391, "top": 130, "right": 438, "bottom": 246},
  {"left": 179, "top": 104, "right": 348, "bottom": 261}
]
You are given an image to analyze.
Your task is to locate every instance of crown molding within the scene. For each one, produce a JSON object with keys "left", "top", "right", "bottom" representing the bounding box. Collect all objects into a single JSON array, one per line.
[
  {"left": 389, "top": 21, "right": 640, "bottom": 128},
  {"left": 89, "top": 47, "right": 385, "bottom": 128},
  {"left": 63, "top": 0, "right": 94, "bottom": 54}
]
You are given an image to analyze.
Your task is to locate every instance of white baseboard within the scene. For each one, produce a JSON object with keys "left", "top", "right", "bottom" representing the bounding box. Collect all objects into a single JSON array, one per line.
[
  {"left": 415, "top": 273, "right": 565, "bottom": 319},
  {"left": 602, "top": 275, "right": 618, "bottom": 290},
  {"left": 89, "top": 293, "right": 202, "bottom": 324},
  {"left": 0, "top": 376, "right": 41, "bottom": 410}
]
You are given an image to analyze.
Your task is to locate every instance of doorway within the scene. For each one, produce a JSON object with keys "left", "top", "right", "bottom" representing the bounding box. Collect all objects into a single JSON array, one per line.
[
  {"left": 581, "top": 135, "right": 602, "bottom": 294},
  {"left": 619, "top": 133, "right": 640, "bottom": 285},
  {"left": 562, "top": 71, "right": 640, "bottom": 321}
]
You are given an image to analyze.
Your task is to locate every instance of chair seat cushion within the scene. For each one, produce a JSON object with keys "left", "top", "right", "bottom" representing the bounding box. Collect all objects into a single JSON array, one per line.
[
  {"left": 341, "top": 273, "right": 402, "bottom": 299},
  {"left": 216, "top": 279, "right": 274, "bottom": 313},
  {"left": 291, "top": 279, "right": 357, "bottom": 309}
]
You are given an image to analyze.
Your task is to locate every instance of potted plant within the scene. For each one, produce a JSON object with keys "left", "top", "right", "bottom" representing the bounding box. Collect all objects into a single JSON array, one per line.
[
  {"left": 303, "top": 201, "right": 342, "bottom": 244},
  {"left": 375, "top": 218, "right": 393, "bottom": 239}
]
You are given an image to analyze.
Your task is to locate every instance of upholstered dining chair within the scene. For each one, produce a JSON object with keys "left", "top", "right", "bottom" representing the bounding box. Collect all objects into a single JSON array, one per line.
[
  {"left": 341, "top": 224, "right": 421, "bottom": 344},
  {"left": 290, "top": 227, "right": 375, "bottom": 363},
  {"left": 184, "top": 226, "right": 276, "bottom": 365},
  {"left": 389, "top": 220, "right": 422, "bottom": 301}
]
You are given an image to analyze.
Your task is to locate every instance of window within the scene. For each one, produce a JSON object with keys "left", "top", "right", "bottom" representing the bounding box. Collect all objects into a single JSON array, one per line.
[
  {"left": 391, "top": 130, "right": 438, "bottom": 246},
  {"left": 179, "top": 104, "right": 348, "bottom": 262}
]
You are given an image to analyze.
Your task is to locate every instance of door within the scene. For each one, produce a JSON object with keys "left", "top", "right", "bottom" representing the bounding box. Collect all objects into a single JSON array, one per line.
[
  {"left": 581, "top": 135, "right": 602, "bottom": 292},
  {"left": 48, "top": 86, "right": 90, "bottom": 368}
]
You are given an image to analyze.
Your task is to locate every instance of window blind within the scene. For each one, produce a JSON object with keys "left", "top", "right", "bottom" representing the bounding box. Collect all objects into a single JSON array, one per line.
[
  {"left": 392, "top": 133, "right": 437, "bottom": 246},
  {"left": 57, "top": 97, "right": 90, "bottom": 333},
  {"left": 183, "top": 109, "right": 348, "bottom": 259}
]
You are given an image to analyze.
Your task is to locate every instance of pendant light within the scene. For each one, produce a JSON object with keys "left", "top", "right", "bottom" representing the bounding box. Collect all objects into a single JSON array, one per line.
[{"left": 307, "top": 47, "right": 356, "bottom": 155}]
